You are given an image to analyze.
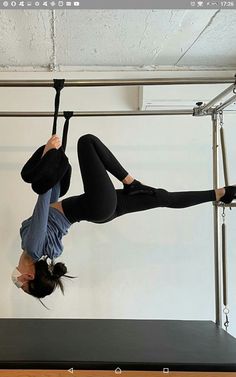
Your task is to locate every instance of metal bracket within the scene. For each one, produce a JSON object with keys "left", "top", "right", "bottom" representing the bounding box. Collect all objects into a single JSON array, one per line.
[{"left": 193, "top": 105, "right": 214, "bottom": 117}]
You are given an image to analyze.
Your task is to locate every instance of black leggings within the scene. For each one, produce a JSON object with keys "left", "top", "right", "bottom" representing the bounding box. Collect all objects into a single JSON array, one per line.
[{"left": 61, "top": 134, "right": 216, "bottom": 224}]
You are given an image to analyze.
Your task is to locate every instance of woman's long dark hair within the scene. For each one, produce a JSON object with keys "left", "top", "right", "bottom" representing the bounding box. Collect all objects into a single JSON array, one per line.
[{"left": 28, "top": 257, "right": 77, "bottom": 309}]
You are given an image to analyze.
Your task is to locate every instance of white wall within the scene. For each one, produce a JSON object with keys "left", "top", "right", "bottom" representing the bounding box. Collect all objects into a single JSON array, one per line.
[{"left": 0, "top": 70, "right": 236, "bottom": 338}]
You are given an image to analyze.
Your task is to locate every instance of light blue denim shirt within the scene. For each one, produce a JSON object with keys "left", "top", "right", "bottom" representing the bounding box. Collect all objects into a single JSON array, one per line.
[{"left": 20, "top": 182, "right": 72, "bottom": 262}]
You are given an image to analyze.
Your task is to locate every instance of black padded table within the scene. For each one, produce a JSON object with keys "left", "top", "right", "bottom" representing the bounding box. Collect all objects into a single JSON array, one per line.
[{"left": 0, "top": 319, "right": 236, "bottom": 372}]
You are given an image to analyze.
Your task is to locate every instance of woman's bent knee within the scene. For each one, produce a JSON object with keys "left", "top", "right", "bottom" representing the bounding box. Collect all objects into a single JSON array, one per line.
[{"left": 78, "top": 134, "right": 96, "bottom": 146}]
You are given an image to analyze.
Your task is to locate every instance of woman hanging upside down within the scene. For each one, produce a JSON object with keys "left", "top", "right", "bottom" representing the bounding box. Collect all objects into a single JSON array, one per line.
[{"left": 12, "top": 134, "right": 236, "bottom": 305}]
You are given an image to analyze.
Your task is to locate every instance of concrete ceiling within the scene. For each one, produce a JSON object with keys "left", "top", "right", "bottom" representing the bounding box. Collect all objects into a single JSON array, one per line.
[{"left": 0, "top": 9, "right": 236, "bottom": 70}]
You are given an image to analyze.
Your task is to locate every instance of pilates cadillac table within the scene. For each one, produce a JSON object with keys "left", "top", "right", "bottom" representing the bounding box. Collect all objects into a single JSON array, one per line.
[{"left": 0, "top": 319, "right": 236, "bottom": 376}]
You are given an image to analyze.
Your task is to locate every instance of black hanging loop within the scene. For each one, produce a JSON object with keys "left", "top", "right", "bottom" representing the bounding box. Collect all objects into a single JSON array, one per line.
[
  {"left": 58, "top": 111, "right": 74, "bottom": 198},
  {"left": 62, "top": 111, "right": 74, "bottom": 152},
  {"left": 52, "top": 79, "right": 65, "bottom": 136},
  {"left": 21, "top": 79, "right": 72, "bottom": 197}
]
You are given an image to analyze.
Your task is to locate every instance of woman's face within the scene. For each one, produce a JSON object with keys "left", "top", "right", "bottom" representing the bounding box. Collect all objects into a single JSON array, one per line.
[{"left": 16, "top": 251, "right": 36, "bottom": 293}]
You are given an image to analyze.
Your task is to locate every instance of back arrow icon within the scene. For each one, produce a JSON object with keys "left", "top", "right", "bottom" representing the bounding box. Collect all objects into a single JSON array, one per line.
[{"left": 68, "top": 368, "right": 74, "bottom": 374}]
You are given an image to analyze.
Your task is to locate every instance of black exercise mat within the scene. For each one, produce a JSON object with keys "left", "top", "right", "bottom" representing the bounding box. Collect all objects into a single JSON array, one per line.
[{"left": 0, "top": 319, "right": 236, "bottom": 372}]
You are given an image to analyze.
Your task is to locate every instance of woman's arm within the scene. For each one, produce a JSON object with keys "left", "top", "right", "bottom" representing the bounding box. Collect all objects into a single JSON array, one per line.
[
  {"left": 24, "top": 189, "right": 52, "bottom": 261},
  {"left": 50, "top": 181, "right": 61, "bottom": 203},
  {"left": 23, "top": 135, "right": 62, "bottom": 261}
]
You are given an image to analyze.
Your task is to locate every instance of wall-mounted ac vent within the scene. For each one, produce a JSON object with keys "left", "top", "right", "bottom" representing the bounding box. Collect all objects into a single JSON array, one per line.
[{"left": 139, "top": 86, "right": 236, "bottom": 111}]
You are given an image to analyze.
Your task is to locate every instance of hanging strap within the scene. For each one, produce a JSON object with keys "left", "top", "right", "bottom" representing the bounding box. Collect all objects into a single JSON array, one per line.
[
  {"left": 222, "top": 207, "right": 230, "bottom": 332},
  {"left": 219, "top": 111, "right": 229, "bottom": 187},
  {"left": 62, "top": 111, "right": 74, "bottom": 152},
  {"left": 222, "top": 222, "right": 228, "bottom": 307},
  {"left": 52, "top": 79, "right": 65, "bottom": 136}
]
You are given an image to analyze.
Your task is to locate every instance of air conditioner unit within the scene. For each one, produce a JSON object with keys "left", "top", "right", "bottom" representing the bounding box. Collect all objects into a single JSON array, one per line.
[{"left": 139, "top": 86, "right": 236, "bottom": 112}]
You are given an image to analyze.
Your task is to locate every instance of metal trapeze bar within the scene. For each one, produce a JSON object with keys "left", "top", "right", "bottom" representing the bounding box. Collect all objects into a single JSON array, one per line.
[
  {"left": 0, "top": 77, "right": 235, "bottom": 87},
  {"left": 0, "top": 110, "right": 194, "bottom": 117},
  {"left": 200, "top": 83, "right": 236, "bottom": 113}
]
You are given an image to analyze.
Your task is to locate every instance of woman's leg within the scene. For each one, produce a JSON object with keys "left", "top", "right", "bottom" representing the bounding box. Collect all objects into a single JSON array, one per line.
[
  {"left": 61, "top": 133, "right": 228, "bottom": 224},
  {"left": 62, "top": 134, "right": 130, "bottom": 223},
  {"left": 105, "top": 185, "right": 218, "bottom": 222}
]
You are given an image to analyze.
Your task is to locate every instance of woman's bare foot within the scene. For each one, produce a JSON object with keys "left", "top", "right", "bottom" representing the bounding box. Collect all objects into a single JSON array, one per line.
[
  {"left": 122, "top": 174, "right": 134, "bottom": 185},
  {"left": 215, "top": 187, "right": 225, "bottom": 201}
]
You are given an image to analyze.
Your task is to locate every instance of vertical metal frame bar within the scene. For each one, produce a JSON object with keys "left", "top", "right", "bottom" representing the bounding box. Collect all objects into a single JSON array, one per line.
[{"left": 212, "top": 112, "right": 222, "bottom": 327}]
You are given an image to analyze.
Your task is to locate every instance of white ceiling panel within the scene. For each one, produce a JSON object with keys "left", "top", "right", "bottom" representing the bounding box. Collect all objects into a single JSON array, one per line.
[
  {"left": 179, "top": 11, "right": 236, "bottom": 66},
  {"left": 56, "top": 9, "right": 218, "bottom": 66},
  {"left": 0, "top": 11, "right": 52, "bottom": 66},
  {"left": 0, "top": 9, "right": 235, "bottom": 69}
]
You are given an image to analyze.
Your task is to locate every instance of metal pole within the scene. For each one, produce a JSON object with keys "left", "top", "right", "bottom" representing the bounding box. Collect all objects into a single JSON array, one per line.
[
  {"left": 0, "top": 77, "right": 235, "bottom": 87},
  {"left": 220, "top": 126, "right": 229, "bottom": 187},
  {"left": 222, "top": 222, "right": 228, "bottom": 308},
  {"left": 214, "top": 94, "right": 236, "bottom": 113},
  {"left": 212, "top": 112, "right": 222, "bottom": 327},
  {"left": 200, "top": 84, "right": 236, "bottom": 112},
  {"left": 0, "top": 110, "right": 194, "bottom": 117}
]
